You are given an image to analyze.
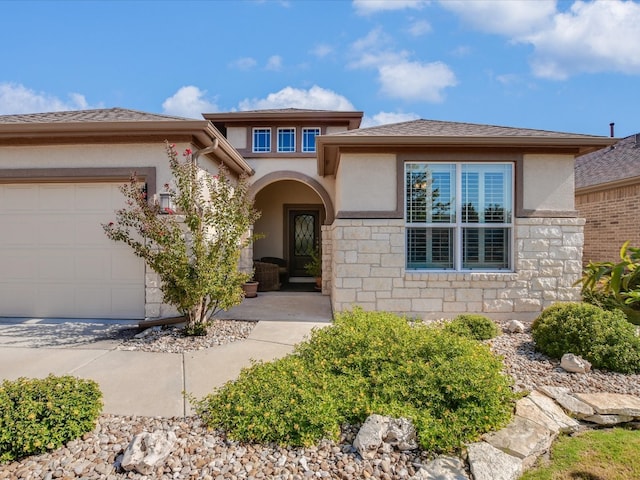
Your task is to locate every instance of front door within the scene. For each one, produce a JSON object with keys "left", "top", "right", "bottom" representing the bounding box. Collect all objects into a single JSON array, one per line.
[{"left": 287, "top": 208, "right": 321, "bottom": 277}]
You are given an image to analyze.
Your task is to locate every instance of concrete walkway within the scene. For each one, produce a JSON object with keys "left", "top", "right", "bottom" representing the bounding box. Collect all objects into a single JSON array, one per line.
[{"left": 0, "top": 292, "right": 332, "bottom": 417}]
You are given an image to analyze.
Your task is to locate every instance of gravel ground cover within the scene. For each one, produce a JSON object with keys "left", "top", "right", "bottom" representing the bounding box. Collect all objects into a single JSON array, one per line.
[{"left": 2, "top": 319, "right": 639, "bottom": 479}]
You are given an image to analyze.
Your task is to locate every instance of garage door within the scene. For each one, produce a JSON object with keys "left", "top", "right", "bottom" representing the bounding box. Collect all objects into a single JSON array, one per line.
[{"left": 0, "top": 182, "right": 145, "bottom": 319}]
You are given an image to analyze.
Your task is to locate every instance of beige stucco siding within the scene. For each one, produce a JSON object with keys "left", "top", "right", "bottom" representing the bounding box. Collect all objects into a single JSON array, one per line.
[
  {"left": 0, "top": 142, "right": 220, "bottom": 190},
  {"left": 335, "top": 153, "right": 396, "bottom": 213},
  {"left": 227, "top": 127, "right": 247, "bottom": 149},
  {"left": 522, "top": 154, "right": 575, "bottom": 212}
]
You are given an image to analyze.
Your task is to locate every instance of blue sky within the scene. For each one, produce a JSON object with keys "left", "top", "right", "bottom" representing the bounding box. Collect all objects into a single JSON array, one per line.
[{"left": 1, "top": 0, "right": 638, "bottom": 137}]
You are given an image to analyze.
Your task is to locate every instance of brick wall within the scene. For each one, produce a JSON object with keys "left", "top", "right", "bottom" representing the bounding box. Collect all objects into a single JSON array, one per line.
[
  {"left": 330, "top": 217, "right": 584, "bottom": 321},
  {"left": 576, "top": 183, "right": 640, "bottom": 264}
]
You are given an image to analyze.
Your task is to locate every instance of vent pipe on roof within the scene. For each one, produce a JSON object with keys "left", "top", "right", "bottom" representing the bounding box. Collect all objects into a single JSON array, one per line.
[
  {"left": 635, "top": 133, "right": 640, "bottom": 147},
  {"left": 610, "top": 122, "right": 615, "bottom": 137}
]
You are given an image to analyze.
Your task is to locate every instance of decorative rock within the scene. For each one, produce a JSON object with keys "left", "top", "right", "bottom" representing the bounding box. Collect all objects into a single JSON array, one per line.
[
  {"left": 415, "top": 456, "right": 469, "bottom": 479},
  {"left": 572, "top": 392, "right": 640, "bottom": 417},
  {"left": 483, "top": 416, "right": 553, "bottom": 468},
  {"left": 560, "top": 353, "right": 591, "bottom": 373},
  {"left": 353, "top": 415, "right": 390, "bottom": 459},
  {"left": 583, "top": 414, "right": 635, "bottom": 426},
  {"left": 526, "top": 390, "right": 581, "bottom": 433},
  {"left": 121, "top": 430, "right": 177, "bottom": 475},
  {"left": 538, "top": 386, "right": 595, "bottom": 418},
  {"left": 385, "top": 417, "right": 418, "bottom": 451},
  {"left": 516, "top": 397, "right": 565, "bottom": 435},
  {"left": 505, "top": 320, "right": 525, "bottom": 334},
  {"left": 467, "top": 442, "right": 522, "bottom": 480}
]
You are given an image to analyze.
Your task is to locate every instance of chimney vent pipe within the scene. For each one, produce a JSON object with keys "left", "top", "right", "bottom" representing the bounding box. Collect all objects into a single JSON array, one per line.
[{"left": 610, "top": 122, "right": 615, "bottom": 137}]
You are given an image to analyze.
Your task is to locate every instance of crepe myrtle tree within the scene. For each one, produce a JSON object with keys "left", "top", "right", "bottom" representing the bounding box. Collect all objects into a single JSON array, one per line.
[{"left": 103, "top": 141, "right": 260, "bottom": 336}]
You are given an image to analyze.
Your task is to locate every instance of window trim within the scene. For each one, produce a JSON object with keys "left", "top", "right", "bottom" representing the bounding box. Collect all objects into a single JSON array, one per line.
[
  {"left": 252, "top": 127, "right": 271, "bottom": 153},
  {"left": 405, "top": 161, "right": 514, "bottom": 272},
  {"left": 302, "top": 127, "right": 321, "bottom": 153},
  {"left": 277, "top": 127, "right": 296, "bottom": 153}
]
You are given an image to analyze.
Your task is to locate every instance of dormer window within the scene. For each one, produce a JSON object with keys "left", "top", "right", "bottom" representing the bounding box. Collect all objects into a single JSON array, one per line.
[
  {"left": 277, "top": 127, "right": 296, "bottom": 152},
  {"left": 253, "top": 128, "right": 271, "bottom": 153},
  {"left": 302, "top": 127, "right": 320, "bottom": 153}
]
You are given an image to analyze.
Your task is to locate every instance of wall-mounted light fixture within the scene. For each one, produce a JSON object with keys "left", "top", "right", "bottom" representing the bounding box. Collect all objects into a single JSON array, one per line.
[{"left": 158, "top": 192, "right": 174, "bottom": 214}]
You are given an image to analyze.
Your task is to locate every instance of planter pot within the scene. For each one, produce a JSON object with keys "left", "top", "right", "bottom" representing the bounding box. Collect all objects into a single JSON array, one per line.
[
  {"left": 242, "top": 281, "right": 259, "bottom": 298},
  {"left": 315, "top": 276, "right": 322, "bottom": 291}
]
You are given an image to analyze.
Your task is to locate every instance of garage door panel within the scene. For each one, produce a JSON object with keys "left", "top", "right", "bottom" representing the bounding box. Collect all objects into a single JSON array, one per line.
[
  {"left": 1, "top": 216, "right": 39, "bottom": 246},
  {"left": 3, "top": 185, "right": 39, "bottom": 210},
  {"left": 0, "top": 250, "right": 38, "bottom": 279},
  {"left": 0, "top": 182, "right": 145, "bottom": 319}
]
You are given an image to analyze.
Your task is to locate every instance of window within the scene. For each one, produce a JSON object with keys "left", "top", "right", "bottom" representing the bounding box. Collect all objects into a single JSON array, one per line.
[
  {"left": 302, "top": 127, "right": 320, "bottom": 152},
  {"left": 252, "top": 128, "right": 271, "bottom": 153},
  {"left": 405, "top": 162, "right": 513, "bottom": 271},
  {"left": 277, "top": 127, "right": 296, "bottom": 152}
]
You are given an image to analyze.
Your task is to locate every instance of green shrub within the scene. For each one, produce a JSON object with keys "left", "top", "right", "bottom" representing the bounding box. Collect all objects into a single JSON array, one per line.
[
  {"left": 0, "top": 375, "right": 102, "bottom": 462},
  {"left": 195, "top": 308, "right": 516, "bottom": 453},
  {"left": 577, "top": 241, "right": 640, "bottom": 325},
  {"left": 443, "top": 314, "right": 501, "bottom": 340},
  {"left": 532, "top": 303, "right": 640, "bottom": 374}
]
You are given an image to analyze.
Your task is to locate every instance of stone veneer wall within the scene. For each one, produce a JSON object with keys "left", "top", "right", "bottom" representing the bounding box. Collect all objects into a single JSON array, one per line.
[{"left": 330, "top": 217, "right": 585, "bottom": 321}]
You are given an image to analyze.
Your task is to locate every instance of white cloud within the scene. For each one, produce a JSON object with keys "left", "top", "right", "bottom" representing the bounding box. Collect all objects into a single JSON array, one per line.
[
  {"left": 348, "top": 28, "right": 457, "bottom": 102},
  {"left": 440, "top": 0, "right": 556, "bottom": 37},
  {"left": 353, "top": 0, "right": 428, "bottom": 15},
  {"left": 311, "top": 43, "right": 333, "bottom": 58},
  {"left": 442, "top": 0, "right": 640, "bottom": 80},
  {"left": 230, "top": 57, "right": 258, "bottom": 70},
  {"left": 266, "top": 55, "right": 283, "bottom": 71},
  {"left": 379, "top": 60, "right": 457, "bottom": 102},
  {"left": 361, "top": 111, "right": 420, "bottom": 128},
  {"left": 238, "top": 85, "right": 355, "bottom": 111},
  {"left": 162, "top": 86, "right": 218, "bottom": 118},
  {"left": 526, "top": 0, "right": 640, "bottom": 79},
  {"left": 0, "top": 82, "right": 93, "bottom": 114},
  {"left": 408, "top": 19, "right": 432, "bottom": 36}
]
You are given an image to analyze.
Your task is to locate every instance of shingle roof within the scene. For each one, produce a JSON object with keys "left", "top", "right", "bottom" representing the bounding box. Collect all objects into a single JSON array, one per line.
[
  {"left": 337, "top": 119, "right": 604, "bottom": 139},
  {"left": 575, "top": 133, "right": 640, "bottom": 189},
  {"left": 0, "top": 107, "right": 191, "bottom": 124}
]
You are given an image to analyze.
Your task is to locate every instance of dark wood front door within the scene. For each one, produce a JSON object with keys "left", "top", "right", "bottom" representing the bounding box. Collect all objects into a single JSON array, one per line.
[{"left": 288, "top": 208, "right": 321, "bottom": 277}]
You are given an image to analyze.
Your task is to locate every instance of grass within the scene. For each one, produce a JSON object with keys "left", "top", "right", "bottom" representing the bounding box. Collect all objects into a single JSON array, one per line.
[{"left": 521, "top": 427, "right": 640, "bottom": 480}]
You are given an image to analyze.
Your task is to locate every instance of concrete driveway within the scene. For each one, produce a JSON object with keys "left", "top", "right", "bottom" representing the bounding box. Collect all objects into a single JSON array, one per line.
[{"left": 0, "top": 292, "right": 332, "bottom": 417}]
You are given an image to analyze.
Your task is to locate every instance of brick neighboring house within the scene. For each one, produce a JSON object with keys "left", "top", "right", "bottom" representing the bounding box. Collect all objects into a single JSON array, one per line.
[{"left": 575, "top": 133, "right": 640, "bottom": 264}]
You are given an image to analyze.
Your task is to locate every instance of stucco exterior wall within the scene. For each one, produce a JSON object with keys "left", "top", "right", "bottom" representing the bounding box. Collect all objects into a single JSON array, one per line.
[
  {"left": 522, "top": 154, "right": 575, "bottom": 212},
  {"left": 0, "top": 142, "right": 221, "bottom": 191},
  {"left": 335, "top": 153, "right": 397, "bottom": 213},
  {"left": 576, "top": 182, "right": 640, "bottom": 264},
  {"left": 330, "top": 217, "right": 584, "bottom": 321},
  {"left": 227, "top": 127, "right": 247, "bottom": 149}
]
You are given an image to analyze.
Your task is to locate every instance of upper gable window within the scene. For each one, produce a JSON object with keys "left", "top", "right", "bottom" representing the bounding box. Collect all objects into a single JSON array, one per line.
[
  {"left": 252, "top": 128, "right": 271, "bottom": 153},
  {"left": 302, "top": 127, "right": 320, "bottom": 153},
  {"left": 277, "top": 128, "right": 296, "bottom": 153}
]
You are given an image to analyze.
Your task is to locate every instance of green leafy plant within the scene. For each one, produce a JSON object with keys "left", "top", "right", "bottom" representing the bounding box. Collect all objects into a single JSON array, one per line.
[
  {"left": 104, "top": 142, "right": 260, "bottom": 335},
  {"left": 303, "top": 247, "right": 322, "bottom": 278},
  {"left": 0, "top": 375, "right": 102, "bottom": 463},
  {"left": 531, "top": 302, "right": 640, "bottom": 374},
  {"left": 443, "top": 314, "right": 501, "bottom": 340},
  {"left": 194, "top": 308, "right": 516, "bottom": 453},
  {"left": 577, "top": 241, "right": 640, "bottom": 325}
]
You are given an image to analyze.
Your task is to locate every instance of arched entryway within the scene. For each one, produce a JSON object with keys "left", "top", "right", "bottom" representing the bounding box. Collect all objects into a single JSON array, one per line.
[{"left": 249, "top": 172, "right": 333, "bottom": 292}]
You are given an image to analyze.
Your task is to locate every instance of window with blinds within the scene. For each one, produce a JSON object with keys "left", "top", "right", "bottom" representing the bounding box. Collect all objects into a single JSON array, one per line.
[{"left": 406, "top": 162, "right": 513, "bottom": 271}]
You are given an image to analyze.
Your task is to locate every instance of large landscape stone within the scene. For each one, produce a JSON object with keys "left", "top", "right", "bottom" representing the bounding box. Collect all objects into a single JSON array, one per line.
[
  {"left": 560, "top": 353, "right": 591, "bottom": 373},
  {"left": 573, "top": 392, "right": 640, "bottom": 417},
  {"left": 467, "top": 442, "right": 522, "bottom": 480},
  {"left": 583, "top": 414, "right": 635, "bottom": 426},
  {"left": 483, "top": 415, "right": 553, "bottom": 468},
  {"left": 353, "top": 414, "right": 389, "bottom": 459},
  {"left": 415, "top": 456, "right": 469, "bottom": 480},
  {"left": 527, "top": 390, "right": 581, "bottom": 433},
  {"left": 385, "top": 417, "right": 418, "bottom": 451},
  {"left": 538, "top": 386, "right": 595, "bottom": 418},
  {"left": 121, "top": 430, "right": 177, "bottom": 475}
]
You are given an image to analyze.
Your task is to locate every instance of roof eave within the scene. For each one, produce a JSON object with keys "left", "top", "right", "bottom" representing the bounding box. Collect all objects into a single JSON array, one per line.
[{"left": 317, "top": 135, "right": 617, "bottom": 176}]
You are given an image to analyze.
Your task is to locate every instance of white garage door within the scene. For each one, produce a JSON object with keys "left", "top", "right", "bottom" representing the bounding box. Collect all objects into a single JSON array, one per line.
[{"left": 0, "top": 182, "right": 145, "bottom": 319}]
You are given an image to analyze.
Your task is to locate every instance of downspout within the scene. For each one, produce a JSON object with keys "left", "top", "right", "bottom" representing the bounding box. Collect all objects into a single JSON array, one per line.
[{"left": 191, "top": 138, "right": 219, "bottom": 164}]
